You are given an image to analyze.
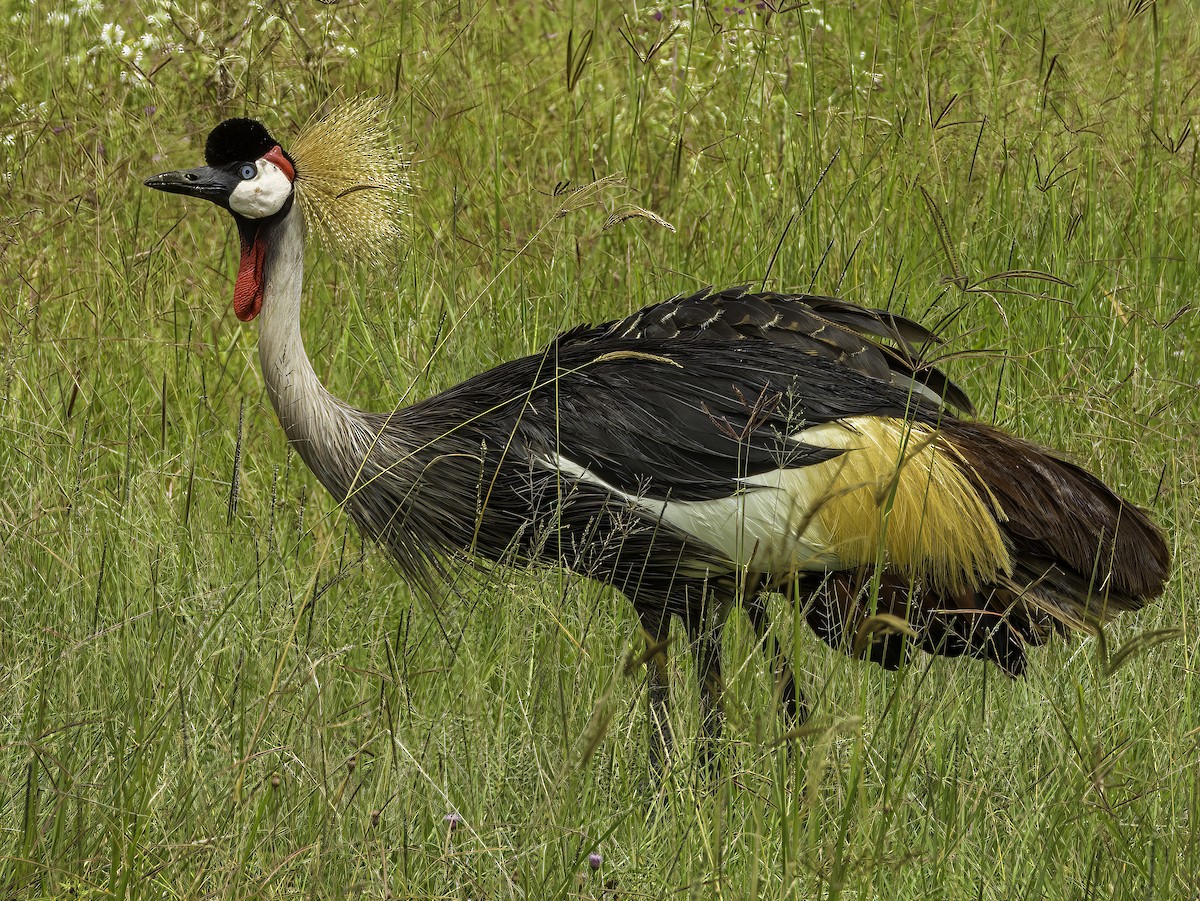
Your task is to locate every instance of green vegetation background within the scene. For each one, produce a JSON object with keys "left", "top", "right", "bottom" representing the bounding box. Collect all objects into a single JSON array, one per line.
[{"left": 1, "top": 1, "right": 1197, "bottom": 898}]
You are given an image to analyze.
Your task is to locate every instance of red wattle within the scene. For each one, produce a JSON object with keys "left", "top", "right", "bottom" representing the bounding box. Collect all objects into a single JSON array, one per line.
[{"left": 234, "top": 231, "right": 266, "bottom": 321}]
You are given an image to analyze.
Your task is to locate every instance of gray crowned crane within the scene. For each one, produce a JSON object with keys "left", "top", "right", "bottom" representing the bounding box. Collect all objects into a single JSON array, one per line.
[{"left": 146, "top": 104, "right": 1170, "bottom": 777}]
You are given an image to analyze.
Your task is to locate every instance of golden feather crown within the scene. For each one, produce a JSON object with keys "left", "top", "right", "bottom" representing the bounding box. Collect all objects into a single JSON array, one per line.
[{"left": 288, "top": 98, "right": 410, "bottom": 259}]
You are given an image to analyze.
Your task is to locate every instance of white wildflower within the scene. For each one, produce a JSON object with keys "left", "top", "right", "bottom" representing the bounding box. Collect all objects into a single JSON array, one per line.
[
  {"left": 45, "top": 10, "right": 70, "bottom": 25},
  {"left": 99, "top": 21, "right": 124, "bottom": 44},
  {"left": 74, "top": 0, "right": 102, "bottom": 14}
]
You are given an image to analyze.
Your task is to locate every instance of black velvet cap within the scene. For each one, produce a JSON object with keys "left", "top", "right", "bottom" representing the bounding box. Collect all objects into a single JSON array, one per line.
[{"left": 204, "top": 118, "right": 278, "bottom": 166}]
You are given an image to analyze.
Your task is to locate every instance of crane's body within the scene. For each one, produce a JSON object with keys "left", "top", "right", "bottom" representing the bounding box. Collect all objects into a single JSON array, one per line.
[{"left": 147, "top": 110, "right": 1171, "bottom": 776}]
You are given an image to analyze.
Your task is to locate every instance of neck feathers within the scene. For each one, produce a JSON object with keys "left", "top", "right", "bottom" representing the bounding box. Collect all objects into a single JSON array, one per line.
[{"left": 256, "top": 204, "right": 362, "bottom": 500}]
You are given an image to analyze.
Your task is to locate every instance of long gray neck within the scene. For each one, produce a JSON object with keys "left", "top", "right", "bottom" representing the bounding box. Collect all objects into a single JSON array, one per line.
[{"left": 256, "top": 204, "right": 356, "bottom": 491}]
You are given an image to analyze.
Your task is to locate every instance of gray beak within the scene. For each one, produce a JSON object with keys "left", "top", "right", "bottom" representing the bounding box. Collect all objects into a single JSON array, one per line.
[{"left": 144, "top": 165, "right": 237, "bottom": 204}]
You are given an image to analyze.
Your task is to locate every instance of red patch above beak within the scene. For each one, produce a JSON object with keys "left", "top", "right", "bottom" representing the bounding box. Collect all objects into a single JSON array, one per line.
[{"left": 263, "top": 144, "right": 294, "bottom": 182}]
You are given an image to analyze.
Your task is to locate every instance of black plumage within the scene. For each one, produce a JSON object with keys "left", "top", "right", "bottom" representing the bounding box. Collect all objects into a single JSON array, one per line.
[
  {"left": 348, "top": 289, "right": 952, "bottom": 581},
  {"left": 205, "top": 118, "right": 277, "bottom": 166}
]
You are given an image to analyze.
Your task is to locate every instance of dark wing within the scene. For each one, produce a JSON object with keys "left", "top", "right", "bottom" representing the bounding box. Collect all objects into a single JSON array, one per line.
[
  {"left": 553, "top": 286, "right": 974, "bottom": 415},
  {"left": 516, "top": 335, "right": 942, "bottom": 503}
]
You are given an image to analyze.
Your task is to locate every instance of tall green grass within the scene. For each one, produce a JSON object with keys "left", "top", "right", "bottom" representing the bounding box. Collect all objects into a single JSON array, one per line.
[{"left": 1, "top": 1, "right": 1196, "bottom": 897}]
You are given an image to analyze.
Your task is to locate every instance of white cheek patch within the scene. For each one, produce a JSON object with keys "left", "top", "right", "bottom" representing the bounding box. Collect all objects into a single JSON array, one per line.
[{"left": 228, "top": 158, "right": 293, "bottom": 219}]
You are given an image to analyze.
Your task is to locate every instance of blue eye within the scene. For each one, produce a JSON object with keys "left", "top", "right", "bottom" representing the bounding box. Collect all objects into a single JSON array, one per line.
[{"left": 239, "top": 163, "right": 256, "bottom": 180}]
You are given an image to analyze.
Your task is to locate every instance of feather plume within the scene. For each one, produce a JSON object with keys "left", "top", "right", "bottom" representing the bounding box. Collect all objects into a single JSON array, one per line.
[{"left": 289, "top": 98, "right": 410, "bottom": 260}]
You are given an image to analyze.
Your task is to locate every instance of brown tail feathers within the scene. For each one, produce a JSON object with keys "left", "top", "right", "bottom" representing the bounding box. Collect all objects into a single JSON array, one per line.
[
  {"left": 947, "top": 420, "right": 1170, "bottom": 625},
  {"left": 796, "top": 420, "right": 1169, "bottom": 675}
]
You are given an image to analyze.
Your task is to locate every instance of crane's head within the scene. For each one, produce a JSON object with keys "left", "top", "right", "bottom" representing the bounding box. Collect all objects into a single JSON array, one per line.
[
  {"left": 145, "top": 101, "right": 408, "bottom": 321},
  {"left": 145, "top": 118, "right": 296, "bottom": 220},
  {"left": 145, "top": 118, "right": 295, "bottom": 321}
]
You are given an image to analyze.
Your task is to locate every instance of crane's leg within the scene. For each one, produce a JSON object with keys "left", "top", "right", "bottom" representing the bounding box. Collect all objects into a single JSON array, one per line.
[
  {"left": 689, "top": 618, "right": 725, "bottom": 772},
  {"left": 746, "top": 598, "right": 807, "bottom": 725},
  {"left": 637, "top": 606, "right": 672, "bottom": 779}
]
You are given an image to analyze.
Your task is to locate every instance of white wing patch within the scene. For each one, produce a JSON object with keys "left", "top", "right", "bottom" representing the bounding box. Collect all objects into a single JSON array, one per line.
[
  {"left": 229, "top": 158, "right": 293, "bottom": 219},
  {"left": 548, "top": 453, "right": 841, "bottom": 576}
]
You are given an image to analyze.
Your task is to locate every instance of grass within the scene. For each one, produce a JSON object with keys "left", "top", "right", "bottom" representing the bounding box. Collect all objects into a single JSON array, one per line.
[{"left": 1, "top": 0, "right": 1198, "bottom": 897}]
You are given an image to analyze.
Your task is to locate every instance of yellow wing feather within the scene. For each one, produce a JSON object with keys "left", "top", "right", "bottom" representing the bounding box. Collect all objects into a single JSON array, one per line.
[{"left": 799, "top": 417, "right": 1012, "bottom": 592}]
